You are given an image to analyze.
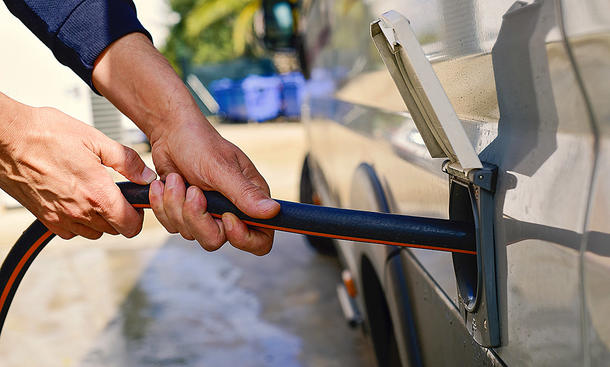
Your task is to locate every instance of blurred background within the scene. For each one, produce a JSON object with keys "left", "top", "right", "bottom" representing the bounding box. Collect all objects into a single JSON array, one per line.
[{"left": 0, "top": 1, "right": 374, "bottom": 366}]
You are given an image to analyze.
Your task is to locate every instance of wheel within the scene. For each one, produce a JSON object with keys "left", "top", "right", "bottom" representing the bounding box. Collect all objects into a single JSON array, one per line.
[
  {"left": 299, "top": 156, "right": 337, "bottom": 255},
  {"left": 361, "top": 257, "right": 403, "bottom": 367}
]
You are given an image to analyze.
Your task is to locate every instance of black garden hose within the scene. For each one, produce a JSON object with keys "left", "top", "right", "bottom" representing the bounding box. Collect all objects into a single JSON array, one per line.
[{"left": 0, "top": 181, "right": 475, "bottom": 336}]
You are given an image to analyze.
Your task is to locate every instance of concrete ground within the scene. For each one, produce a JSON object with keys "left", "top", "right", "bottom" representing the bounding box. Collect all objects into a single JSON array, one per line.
[{"left": 0, "top": 122, "right": 376, "bottom": 367}]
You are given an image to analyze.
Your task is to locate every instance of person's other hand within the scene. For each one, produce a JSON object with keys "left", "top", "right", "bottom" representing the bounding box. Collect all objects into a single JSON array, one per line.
[
  {"left": 0, "top": 99, "right": 156, "bottom": 239},
  {"left": 147, "top": 120, "right": 280, "bottom": 256}
]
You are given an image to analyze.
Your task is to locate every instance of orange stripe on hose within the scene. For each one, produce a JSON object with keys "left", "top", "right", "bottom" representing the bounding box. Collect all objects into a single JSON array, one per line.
[
  {"left": 208, "top": 213, "right": 476, "bottom": 255},
  {"left": 134, "top": 204, "right": 475, "bottom": 255},
  {"left": 0, "top": 230, "right": 53, "bottom": 315}
]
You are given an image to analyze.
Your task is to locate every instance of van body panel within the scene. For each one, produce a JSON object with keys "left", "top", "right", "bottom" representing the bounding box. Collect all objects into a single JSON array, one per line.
[{"left": 299, "top": 0, "right": 608, "bottom": 364}]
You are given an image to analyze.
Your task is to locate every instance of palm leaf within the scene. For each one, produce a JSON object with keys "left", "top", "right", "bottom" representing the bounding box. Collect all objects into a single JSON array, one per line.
[
  {"left": 184, "top": 0, "right": 255, "bottom": 39},
  {"left": 232, "top": 0, "right": 261, "bottom": 54}
]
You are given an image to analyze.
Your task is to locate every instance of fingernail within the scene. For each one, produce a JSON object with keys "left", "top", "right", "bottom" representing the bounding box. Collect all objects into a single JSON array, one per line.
[
  {"left": 257, "top": 199, "right": 278, "bottom": 213},
  {"left": 142, "top": 166, "right": 157, "bottom": 184},
  {"left": 166, "top": 174, "right": 177, "bottom": 189},
  {"left": 186, "top": 186, "right": 197, "bottom": 202},
  {"left": 223, "top": 214, "right": 233, "bottom": 231},
  {"left": 150, "top": 180, "right": 162, "bottom": 196}
]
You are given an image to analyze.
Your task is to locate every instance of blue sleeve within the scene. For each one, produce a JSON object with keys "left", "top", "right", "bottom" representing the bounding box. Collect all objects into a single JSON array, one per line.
[{"left": 2, "top": 0, "right": 153, "bottom": 93}]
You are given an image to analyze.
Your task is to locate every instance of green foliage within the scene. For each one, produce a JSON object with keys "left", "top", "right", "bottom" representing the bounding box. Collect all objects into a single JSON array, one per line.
[
  {"left": 170, "top": 0, "right": 198, "bottom": 15},
  {"left": 184, "top": 0, "right": 253, "bottom": 39},
  {"left": 162, "top": 0, "right": 259, "bottom": 76},
  {"left": 192, "top": 16, "right": 238, "bottom": 64}
]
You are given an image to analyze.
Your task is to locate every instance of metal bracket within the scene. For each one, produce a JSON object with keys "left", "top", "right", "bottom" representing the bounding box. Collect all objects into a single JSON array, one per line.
[{"left": 444, "top": 161, "right": 500, "bottom": 347}]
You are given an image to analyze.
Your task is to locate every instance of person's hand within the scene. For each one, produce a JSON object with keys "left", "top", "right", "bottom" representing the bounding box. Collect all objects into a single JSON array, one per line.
[
  {"left": 90, "top": 32, "right": 280, "bottom": 255},
  {"left": 0, "top": 97, "right": 157, "bottom": 239},
  {"left": 147, "top": 120, "right": 280, "bottom": 256}
]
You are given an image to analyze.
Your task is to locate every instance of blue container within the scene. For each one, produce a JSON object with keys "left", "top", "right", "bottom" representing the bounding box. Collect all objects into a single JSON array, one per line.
[
  {"left": 281, "top": 72, "right": 305, "bottom": 118},
  {"left": 240, "top": 75, "right": 282, "bottom": 122},
  {"left": 229, "top": 80, "right": 248, "bottom": 120},
  {"left": 211, "top": 75, "right": 282, "bottom": 122},
  {"left": 209, "top": 78, "right": 234, "bottom": 118}
]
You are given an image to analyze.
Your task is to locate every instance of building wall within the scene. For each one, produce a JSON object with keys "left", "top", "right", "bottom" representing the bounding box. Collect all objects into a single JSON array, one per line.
[
  {"left": 0, "top": 0, "right": 175, "bottom": 207},
  {"left": 0, "top": 0, "right": 173, "bottom": 124}
]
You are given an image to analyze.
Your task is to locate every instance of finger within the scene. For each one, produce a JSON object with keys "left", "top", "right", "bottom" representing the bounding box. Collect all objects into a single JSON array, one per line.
[
  {"left": 97, "top": 185, "right": 144, "bottom": 238},
  {"left": 96, "top": 136, "right": 156, "bottom": 184},
  {"left": 69, "top": 223, "right": 103, "bottom": 240},
  {"left": 150, "top": 153, "right": 180, "bottom": 181},
  {"left": 45, "top": 224, "right": 75, "bottom": 240},
  {"left": 56, "top": 232, "right": 76, "bottom": 240},
  {"left": 163, "top": 173, "right": 194, "bottom": 240},
  {"left": 78, "top": 214, "right": 119, "bottom": 235},
  {"left": 222, "top": 212, "right": 274, "bottom": 256},
  {"left": 212, "top": 169, "right": 280, "bottom": 220},
  {"left": 183, "top": 186, "right": 226, "bottom": 251},
  {"left": 149, "top": 180, "right": 178, "bottom": 233}
]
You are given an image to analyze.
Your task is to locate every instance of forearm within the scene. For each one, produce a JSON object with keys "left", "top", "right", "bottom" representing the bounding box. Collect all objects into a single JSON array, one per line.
[{"left": 91, "top": 33, "right": 211, "bottom": 144}]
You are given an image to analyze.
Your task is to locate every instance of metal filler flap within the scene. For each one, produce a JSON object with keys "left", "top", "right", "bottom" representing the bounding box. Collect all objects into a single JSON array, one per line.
[{"left": 371, "top": 11, "right": 482, "bottom": 170}]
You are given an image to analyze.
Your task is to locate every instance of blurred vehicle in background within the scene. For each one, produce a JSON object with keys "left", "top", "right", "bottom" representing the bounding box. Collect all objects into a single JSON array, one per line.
[{"left": 263, "top": 0, "right": 610, "bottom": 366}]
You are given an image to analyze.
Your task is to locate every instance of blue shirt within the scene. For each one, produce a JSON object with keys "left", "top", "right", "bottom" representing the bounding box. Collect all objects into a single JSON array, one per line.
[{"left": 3, "top": 0, "right": 152, "bottom": 92}]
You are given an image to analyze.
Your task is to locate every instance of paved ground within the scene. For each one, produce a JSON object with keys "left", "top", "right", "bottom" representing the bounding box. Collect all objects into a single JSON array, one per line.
[{"left": 0, "top": 122, "right": 376, "bottom": 367}]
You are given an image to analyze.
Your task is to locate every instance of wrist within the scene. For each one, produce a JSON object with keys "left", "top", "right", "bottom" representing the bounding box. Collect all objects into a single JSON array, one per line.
[
  {"left": 147, "top": 106, "right": 217, "bottom": 148},
  {"left": 0, "top": 93, "right": 30, "bottom": 144},
  {"left": 90, "top": 33, "right": 215, "bottom": 145}
]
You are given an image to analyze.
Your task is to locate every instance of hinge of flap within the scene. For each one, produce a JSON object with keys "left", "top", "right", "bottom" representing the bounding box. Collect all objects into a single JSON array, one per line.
[{"left": 442, "top": 160, "right": 496, "bottom": 193}]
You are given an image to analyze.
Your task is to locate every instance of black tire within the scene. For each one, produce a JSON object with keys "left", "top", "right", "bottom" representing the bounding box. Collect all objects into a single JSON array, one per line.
[
  {"left": 362, "top": 257, "right": 403, "bottom": 367},
  {"left": 299, "top": 156, "right": 337, "bottom": 255}
]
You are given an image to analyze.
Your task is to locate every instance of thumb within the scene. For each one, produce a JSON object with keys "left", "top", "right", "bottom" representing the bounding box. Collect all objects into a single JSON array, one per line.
[
  {"left": 98, "top": 139, "right": 157, "bottom": 185},
  {"left": 215, "top": 173, "right": 280, "bottom": 220}
]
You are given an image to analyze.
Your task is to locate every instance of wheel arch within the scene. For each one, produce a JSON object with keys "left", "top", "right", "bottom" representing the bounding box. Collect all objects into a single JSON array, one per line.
[{"left": 351, "top": 163, "right": 422, "bottom": 367}]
